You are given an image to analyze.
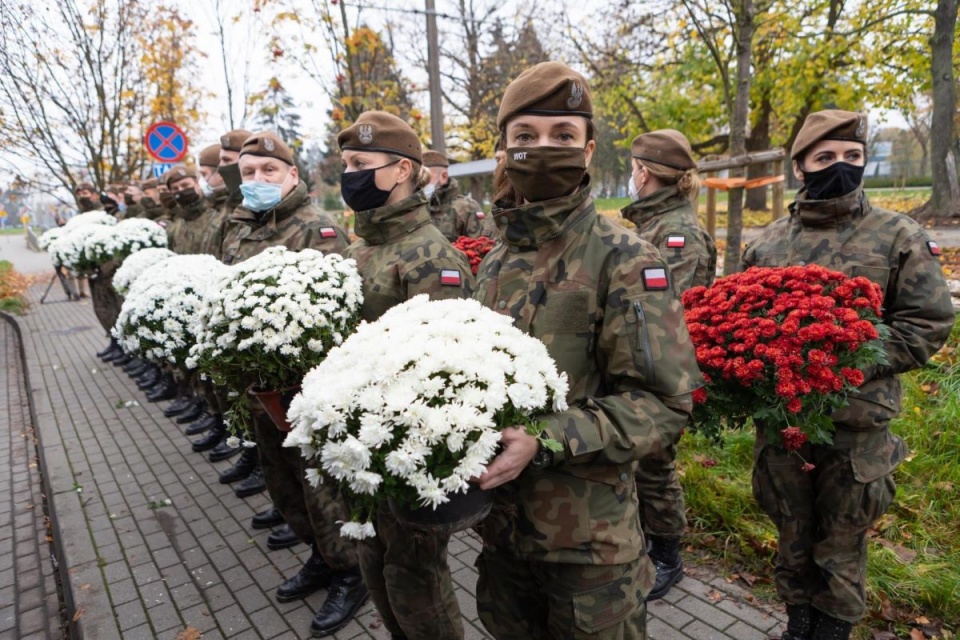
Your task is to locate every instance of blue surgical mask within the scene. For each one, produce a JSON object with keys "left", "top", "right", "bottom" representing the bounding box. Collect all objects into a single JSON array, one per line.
[
  {"left": 240, "top": 181, "right": 283, "bottom": 212},
  {"left": 199, "top": 176, "right": 214, "bottom": 198},
  {"left": 424, "top": 183, "right": 436, "bottom": 198}
]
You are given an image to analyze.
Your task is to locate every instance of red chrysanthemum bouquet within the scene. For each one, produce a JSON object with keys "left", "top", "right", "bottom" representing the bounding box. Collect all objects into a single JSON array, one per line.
[
  {"left": 681, "top": 265, "right": 888, "bottom": 461},
  {"left": 452, "top": 236, "right": 495, "bottom": 274}
]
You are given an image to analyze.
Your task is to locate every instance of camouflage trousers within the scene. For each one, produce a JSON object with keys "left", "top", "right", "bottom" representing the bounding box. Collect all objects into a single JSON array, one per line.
[
  {"left": 251, "top": 411, "right": 357, "bottom": 570},
  {"left": 88, "top": 273, "right": 121, "bottom": 335},
  {"left": 752, "top": 427, "right": 901, "bottom": 623},
  {"left": 357, "top": 502, "right": 463, "bottom": 640},
  {"left": 476, "top": 550, "right": 648, "bottom": 639},
  {"left": 634, "top": 444, "right": 686, "bottom": 537}
]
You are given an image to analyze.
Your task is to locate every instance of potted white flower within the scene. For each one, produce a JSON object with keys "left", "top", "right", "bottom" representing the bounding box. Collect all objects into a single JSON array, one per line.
[
  {"left": 83, "top": 218, "right": 168, "bottom": 272},
  {"left": 187, "top": 246, "right": 363, "bottom": 432},
  {"left": 284, "top": 295, "right": 569, "bottom": 540},
  {"left": 112, "top": 247, "right": 176, "bottom": 296},
  {"left": 113, "top": 254, "right": 228, "bottom": 366}
]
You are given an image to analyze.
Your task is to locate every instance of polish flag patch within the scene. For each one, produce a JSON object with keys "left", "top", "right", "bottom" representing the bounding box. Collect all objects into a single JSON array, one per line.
[
  {"left": 642, "top": 267, "right": 669, "bottom": 291},
  {"left": 666, "top": 235, "right": 686, "bottom": 249},
  {"left": 476, "top": 211, "right": 485, "bottom": 220},
  {"left": 319, "top": 227, "right": 338, "bottom": 238},
  {"left": 928, "top": 240, "right": 942, "bottom": 257},
  {"left": 440, "top": 269, "right": 462, "bottom": 286},
  {"left": 157, "top": 220, "right": 167, "bottom": 228}
]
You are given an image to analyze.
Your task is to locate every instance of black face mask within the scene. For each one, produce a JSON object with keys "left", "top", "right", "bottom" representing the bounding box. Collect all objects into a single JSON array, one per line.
[
  {"left": 340, "top": 161, "right": 399, "bottom": 212},
  {"left": 174, "top": 189, "right": 201, "bottom": 206},
  {"left": 505, "top": 146, "right": 586, "bottom": 202},
  {"left": 218, "top": 163, "right": 243, "bottom": 196},
  {"left": 801, "top": 162, "right": 864, "bottom": 201}
]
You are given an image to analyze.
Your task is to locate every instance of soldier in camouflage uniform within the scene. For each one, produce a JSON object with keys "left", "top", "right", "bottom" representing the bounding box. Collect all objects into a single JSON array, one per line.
[
  {"left": 473, "top": 62, "right": 703, "bottom": 640},
  {"left": 200, "top": 130, "right": 251, "bottom": 259},
  {"left": 620, "top": 129, "right": 717, "bottom": 602},
  {"left": 165, "top": 165, "right": 214, "bottom": 255},
  {"left": 137, "top": 179, "right": 165, "bottom": 222},
  {"left": 422, "top": 149, "right": 485, "bottom": 241},
  {"left": 337, "top": 111, "right": 475, "bottom": 640},
  {"left": 219, "top": 131, "right": 367, "bottom": 638},
  {"left": 741, "top": 110, "right": 955, "bottom": 640}
]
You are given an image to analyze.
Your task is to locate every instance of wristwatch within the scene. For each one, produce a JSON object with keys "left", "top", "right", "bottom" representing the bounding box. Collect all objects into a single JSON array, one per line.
[{"left": 529, "top": 442, "right": 554, "bottom": 471}]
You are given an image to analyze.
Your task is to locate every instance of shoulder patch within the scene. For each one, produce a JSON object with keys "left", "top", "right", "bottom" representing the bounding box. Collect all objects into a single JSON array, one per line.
[
  {"left": 927, "top": 240, "right": 942, "bottom": 257},
  {"left": 476, "top": 211, "right": 485, "bottom": 220},
  {"left": 440, "top": 269, "right": 462, "bottom": 286},
  {"left": 666, "top": 235, "right": 686, "bottom": 249},
  {"left": 158, "top": 220, "right": 168, "bottom": 228},
  {"left": 642, "top": 267, "right": 669, "bottom": 291},
  {"left": 319, "top": 227, "right": 338, "bottom": 238}
]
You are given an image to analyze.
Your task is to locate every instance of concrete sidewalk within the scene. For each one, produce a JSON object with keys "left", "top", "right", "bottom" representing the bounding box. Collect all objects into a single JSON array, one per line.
[{"left": 9, "top": 285, "right": 788, "bottom": 639}]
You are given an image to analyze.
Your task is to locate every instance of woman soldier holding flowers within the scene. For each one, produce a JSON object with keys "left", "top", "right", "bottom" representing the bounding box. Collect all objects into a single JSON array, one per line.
[
  {"left": 741, "top": 110, "right": 954, "bottom": 640},
  {"left": 472, "top": 61, "right": 703, "bottom": 639}
]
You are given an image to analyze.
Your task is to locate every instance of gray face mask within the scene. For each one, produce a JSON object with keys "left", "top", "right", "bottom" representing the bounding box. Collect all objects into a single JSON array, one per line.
[{"left": 424, "top": 183, "right": 437, "bottom": 198}]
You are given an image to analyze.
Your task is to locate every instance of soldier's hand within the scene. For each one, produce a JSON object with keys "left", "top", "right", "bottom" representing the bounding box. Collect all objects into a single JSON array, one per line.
[{"left": 476, "top": 427, "right": 539, "bottom": 490}]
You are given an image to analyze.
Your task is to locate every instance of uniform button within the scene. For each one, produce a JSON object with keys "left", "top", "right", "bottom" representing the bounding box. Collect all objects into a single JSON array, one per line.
[
  {"left": 619, "top": 472, "right": 629, "bottom": 482},
  {"left": 498, "top": 300, "right": 506, "bottom": 309}
]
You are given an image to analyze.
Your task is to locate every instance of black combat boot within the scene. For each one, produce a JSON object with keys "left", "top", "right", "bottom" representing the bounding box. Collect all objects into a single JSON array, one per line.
[
  {"left": 146, "top": 373, "right": 177, "bottom": 402},
  {"left": 123, "top": 357, "right": 144, "bottom": 373},
  {"left": 251, "top": 506, "right": 284, "bottom": 529},
  {"left": 136, "top": 366, "right": 162, "bottom": 390},
  {"left": 101, "top": 344, "right": 126, "bottom": 363},
  {"left": 781, "top": 604, "right": 814, "bottom": 640},
  {"left": 191, "top": 419, "right": 225, "bottom": 452},
  {"left": 175, "top": 399, "right": 206, "bottom": 424},
  {"left": 127, "top": 360, "right": 150, "bottom": 377},
  {"left": 309, "top": 567, "right": 369, "bottom": 637},
  {"left": 96, "top": 339, "right": 118, "bottom": 359},
  {"left": 275, "top": 549, "right": 333, "bottom": 602},
  {"left": 234, "top": 464, "right": 266, "bottom": 498},
  {"left": 163, "top": 394, "right": 194, "bottom": 418},
  {"left": 267, "top": 525, "right": 301, "bottom": 550},
  {"left": 645, "top": 535, "right": 684, "bottom": 601},
  {"left": 111, "top": 350, "right": 133, "bottom": 367},
  {"left": 220, "top": 447, "right": 257, "bottom": 484},
  {"left": 208, "top": 435, "right": 241, "bottom": 463},
  {"left": 811, "top": 612, "right": 853, "bottom": 640},
  {"left": 184, "top": 412, "right": 216, "bottom": 436}
]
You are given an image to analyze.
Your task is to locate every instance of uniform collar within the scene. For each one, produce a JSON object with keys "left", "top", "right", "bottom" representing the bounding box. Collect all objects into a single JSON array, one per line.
[
  {"left": 177, "top": 199, "right": 206, "bottom": 220},
  {"left": 428, "top": 179, "right": 459, "bottom": 213},
  {"left": 791, "top": 186, "right": 867, "bottom": 228},
  {"left": 354, "top": 191, "right": 432, "bottom": 245},
  {"left": 620, "top": 185, "right": 687, "bottom": 227},
  {"left": 232, "top": 180, "right": 309, "bottom": 228},
  {"left": 493, "top": 176, "right": 594, "bottom": 250}
]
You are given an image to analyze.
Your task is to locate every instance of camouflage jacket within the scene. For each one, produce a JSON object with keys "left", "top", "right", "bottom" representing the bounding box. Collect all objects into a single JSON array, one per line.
[
  {"left": 123, "top": 203, "right": 144, "bottom": 219},
  {"left": 199, "top": 189, "right": 234, "bottom": 259},
  {"left": 475, "top": 179, "right": 702, "bottom": 565},
  {"left": 346, "top": 191, "right": 475, "bottom": 322},
  {"left": 221, "top": 181, "right": 348, "bottom": 265},
  {"left": 621, "top": 186, "right": 717, "bottom": 292},
  {"left": 168, "top": 198, "right": 213, "bottom": 255},
  {"left": 742, "top": 188, "right": 955, "bottom": 469},
  {"left": 139, "top": 198, "right": 165, "bottom": 223},
  {"left": 427, "top": 179, "right": 485, "bottom": 242}
]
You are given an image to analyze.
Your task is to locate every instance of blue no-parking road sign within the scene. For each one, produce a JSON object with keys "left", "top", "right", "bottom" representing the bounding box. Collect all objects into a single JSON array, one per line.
[{"left": 144, "top": 121, "right": 189, "bottom": 163}]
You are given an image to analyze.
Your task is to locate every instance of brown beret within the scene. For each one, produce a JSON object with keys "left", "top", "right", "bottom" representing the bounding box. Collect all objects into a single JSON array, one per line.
[
  {"left": 792, "top": 109, "right": 868, "bottom": 160},
  {"left": 240, "top": 131, "right": 295, "bottom": 165},
  {"left": 423, "top": 150, "right": 449, "bottom": 168},
  {"left": 164, "top": 164, "right": 197, "bottom": 188},
  {"left": 107, "top": 183, "right": 125, "bottom": 193},
  {"left": 497, "top": 61, "right": 592, "bottom": 130},
  {"left": 631, "top": 129, "right": 696, "bottom": 171},
  {"left": 199, "top": 144, "right": 222, "bottom": 168},
  {"left": 141, "top": 178, "right": 158, "bottom": 190},
  {"left": 338, "top": 111, "right": 422, "bottom": 164},
  {"left": 75, "top": 182, "right": 95, "bottom": 192},
  {"left": 220, "top": 129, "right": 254, "bottom": 152}
]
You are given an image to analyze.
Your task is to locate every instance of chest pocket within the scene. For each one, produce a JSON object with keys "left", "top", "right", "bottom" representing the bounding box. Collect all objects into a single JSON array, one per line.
[
  {"left": 535, "top": 290, "right": 591, "bottom": 334},
  {"left": 850, "top": 264, "right": 891, "bottom": 295},
  {"left": 532, "top": 289, "right": 592, "bottom": 396}
]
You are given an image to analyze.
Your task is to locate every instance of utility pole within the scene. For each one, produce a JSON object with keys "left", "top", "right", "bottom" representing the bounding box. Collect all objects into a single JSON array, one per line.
[{"left": 425, "top": 0, "right": 445, "bottom": 153}]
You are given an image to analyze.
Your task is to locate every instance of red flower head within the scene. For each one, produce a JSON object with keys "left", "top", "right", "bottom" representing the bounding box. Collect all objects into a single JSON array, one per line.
[{"left": 781, "top": 426, "right": 808, "bottom": 451}]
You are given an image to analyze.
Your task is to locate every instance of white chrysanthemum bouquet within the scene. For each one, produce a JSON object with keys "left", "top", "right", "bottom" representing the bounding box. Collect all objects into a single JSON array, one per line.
[
  {"left": 187, "top": 246, "right": 363, "bottom": 431},
  {"left": 64, "top": 211, "right": 119, "bottom": 229},
  {"left": 113, "top": 255, "right": 228, "bottom": 365},
  {"left": 284, "top": 295, "right": 569, "bottom": 540},
  {"left": 37, "top": 227, "right": 66, "bottom": 252},
  {"left": 42, "top": 211, "right": 118, "bottom": 272},
  {"left": 113, "top": 248, "right": 176, "bottom": 296},
  {"left": 84, "top": 218, "right": 168, "bottom": 268}
]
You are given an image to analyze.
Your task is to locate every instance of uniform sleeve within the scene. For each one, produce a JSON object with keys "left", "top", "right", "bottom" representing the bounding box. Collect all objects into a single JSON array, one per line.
[
  {"left": 541, "top": 256, "right": 702, "bottom": 466},
  {"left": 876, "top": 229, "right": 955, "bottom": 378},
  {"left": 456, "top": 197, "right": 485, "bottom": 238},
  {"left": 657, "top": 229, "right": 713, "bottom": 292},
  {"left": 304, "top": 216, "right": 350, "bottom": 257},
  {"left": 403, "top": 249, "right": 476, "bottom": 301}
]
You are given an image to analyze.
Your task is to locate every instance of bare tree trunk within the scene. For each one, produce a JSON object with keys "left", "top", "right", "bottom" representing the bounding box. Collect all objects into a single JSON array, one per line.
[
  {"left": 745, "top": 94, "right": 771, "bottom": 211},
  {"left": 930, "top": 0, "right": 960, "bottom": 217},
  {"left": 724, "top": 0, "right": 754, "bottom": 275}
]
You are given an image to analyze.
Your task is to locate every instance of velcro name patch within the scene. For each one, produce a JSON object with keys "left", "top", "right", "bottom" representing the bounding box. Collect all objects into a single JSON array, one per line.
[{"left": 642, "top": 267, "right": 669, "bottom": 290}]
